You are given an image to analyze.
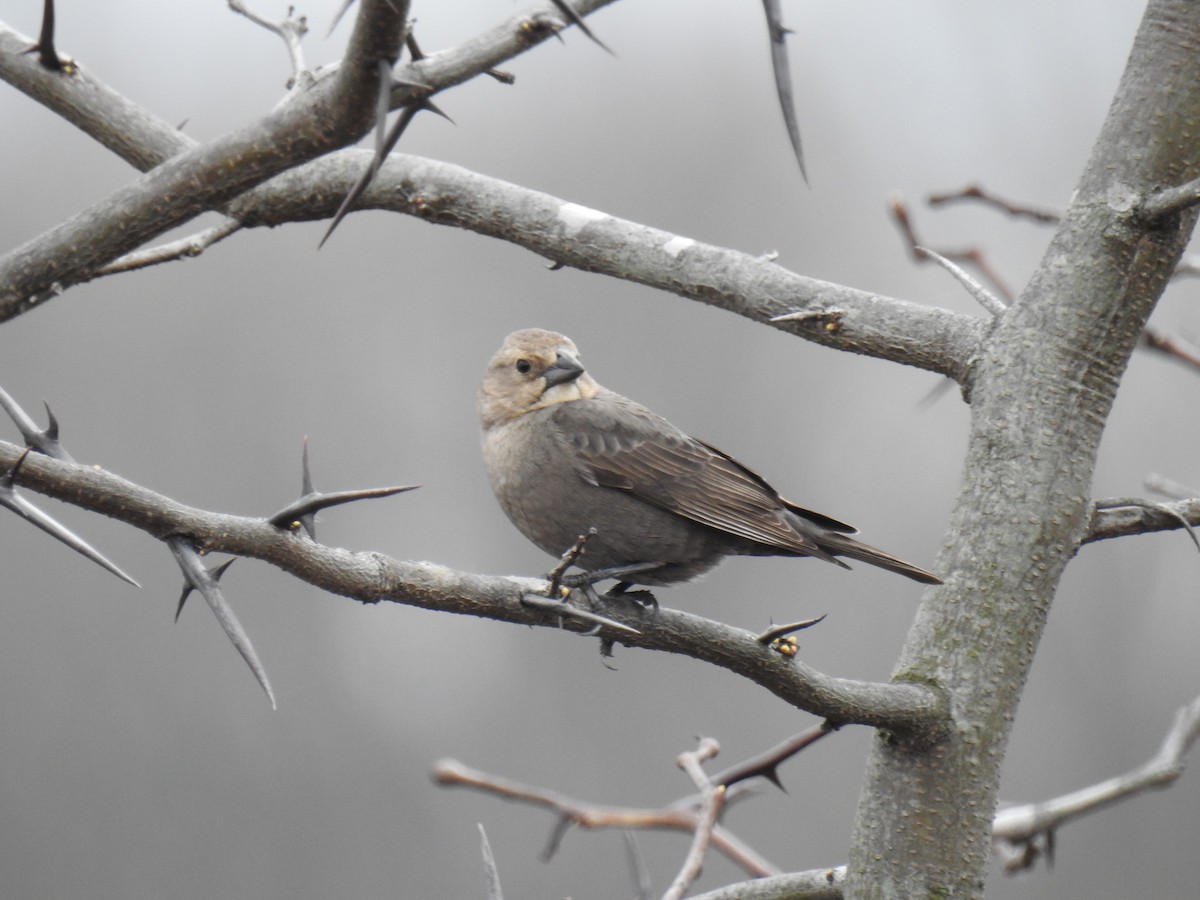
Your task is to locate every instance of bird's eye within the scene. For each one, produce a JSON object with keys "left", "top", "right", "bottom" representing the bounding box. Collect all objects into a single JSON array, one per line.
[{"left": 515, "top": 359, "right": 532, "bottom": 374}]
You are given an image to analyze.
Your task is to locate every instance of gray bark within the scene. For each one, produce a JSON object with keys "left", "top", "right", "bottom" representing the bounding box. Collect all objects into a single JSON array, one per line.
[{"left": 846, "top": 2, "right": 1200, "bottom": 895}]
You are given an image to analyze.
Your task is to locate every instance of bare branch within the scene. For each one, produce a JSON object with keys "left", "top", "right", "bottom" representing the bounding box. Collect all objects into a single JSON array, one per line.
[
  {"left": 227, "top": 0, "right": 310, "bottom": 89},
  {"left": 887, "top": 192, "right": 1016, "bottom": 302},
  {"left": 688, "top": 868, "right": 846, "bottom": 900},
  {"left": 94, "top": 219, "right": 243, "bottom": 277},
  {"left": 0, "top": 0, "right": 410, "bottom": 320},
  {"left": 664, "top": 738, "right": 726, "bottom": 900},
  {"left": 438, "top": 724, "right": 839, "bottom": 895},
  {"left": 926, "top": 183, "right": 1060, "bottom": 224},
  {"left": 0, "top": 439, "right": 946, "bottom": 731},
  {"left": 1141, "top": 328, "right": 1200, "bottom": 372},
  {"left": 1140, "top": 174, "right": 1200, "bottom": 221},
  {"left": 246, "top": 152, "right": 983, "bottom": 380},
  {"left": 1084, "top": 496, "right": 1200, "bottom": 545},
  {"left": 993, "top": 694, "right": 1200, "bottom": 872},
  {"left": 710, "top": 723, "right": 836, "bottom": 791},
  {"left": 622, "top": 831, "right": 651, "bottom": 900},
  {"left": 0, "top": 13, "right": 980, "bottom": 380},
  {"left": 433, "top": 757, "right": 779, "bottom": 878}
]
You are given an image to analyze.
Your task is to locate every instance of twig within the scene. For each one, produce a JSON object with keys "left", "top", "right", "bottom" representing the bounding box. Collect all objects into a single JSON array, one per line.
[
  {"left": 319, "top": 94, "right": 447, "bottom": 247},
  {"left": 435, "top": 724, "right": 839, "bottom": 886},
  {"left": 993, "top": 693, "right": 1200, "bottom": 872},
  {"left": 887, "top": 193, "right": 1015, "bottom": 302},
  {"left": 227, "top": 0, "right": 311, "bottom": 89},
  {"left": 1084, "top": 496, "right": 1200, "bottom": 546},
  {"left": 1141, "top": 328, "right": 1200, "bottom": 373},
  {"left": 545, "top": 528, "right": 596, "bottom": 597},
  {"left": 0, "top": 0, "right": 412, "bottom": 321},
  {"left": 433, "top": 754, "right": 779, "bottom": 878},
  {"left": 664, "top": 737, "right": 725, "bottom": 900},
  {"left": 94, "top": 219, "right": 243, "bottom": 276},
  {"left": 927, "top": 183, "right": 1060, "bottom": 224},
  {"left": 709, "top": 722, "right": 836, "bottom": 791},
  {"left": 1140, "top": 174, "right": 1200, "bottom": 221}
]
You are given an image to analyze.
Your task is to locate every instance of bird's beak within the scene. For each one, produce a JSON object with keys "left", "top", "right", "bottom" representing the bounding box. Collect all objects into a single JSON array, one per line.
[{"left": 543, "top": 350, "right": 585, "bottom": 387}]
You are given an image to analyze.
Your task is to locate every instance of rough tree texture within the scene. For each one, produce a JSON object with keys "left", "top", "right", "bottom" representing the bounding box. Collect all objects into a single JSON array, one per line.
[{"left": 846, "top": 2, "right": 1200, "bottom": 896}]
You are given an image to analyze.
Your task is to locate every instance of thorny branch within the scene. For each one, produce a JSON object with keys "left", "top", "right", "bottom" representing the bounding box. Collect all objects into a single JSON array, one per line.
[
  {"left": 0, "top": 439, "right": 946, "bottom": 730},
  {"left": 445, "top": 699, "right": 1200, "bottom": 891},
  {"left": 436, "top": 727, "right": 840, "bottom": 881},
  {"left": 887, "top": 192, "right": 1016, "bottom": 302},
  {"left": 0, "top": 0, "right": 411, "bottom": 319},
  {"left": 892, "top": 185, "right": 1200, "bottom": 373},
  {"left": 0, "top": 10, "right": 982, "bottom": 380}
]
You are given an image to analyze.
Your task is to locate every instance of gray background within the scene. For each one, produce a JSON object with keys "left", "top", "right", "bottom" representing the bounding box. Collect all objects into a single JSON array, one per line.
[{"left": 1, "top": 1, "right": 1197, "bottom": 897}]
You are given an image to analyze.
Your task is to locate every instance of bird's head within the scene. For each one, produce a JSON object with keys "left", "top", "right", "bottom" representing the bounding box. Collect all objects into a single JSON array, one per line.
[{"left": 479, "top": 328, "right": 599, "bottom": 429}]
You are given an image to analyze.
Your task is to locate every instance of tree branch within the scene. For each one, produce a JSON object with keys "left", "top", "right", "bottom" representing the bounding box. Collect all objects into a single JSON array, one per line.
[
  {"left": 992, "top": 693, "right": 1200, "bottom": 872},
  {"left": 242, "top": 152, "right": 984, "bottom": 379},
  {"left": 1084, "top": 496, "right": 1200, "bottom": 545},
  {"left": 0, "top": 439, "right": 946, "bottom": 733},
  {"left": 689, "top": 868, "right": 845, "bottom": 900},
  {"left": 435, "top": 751, "right": 779, "bottom": 879},
  {"left": 1140, "top": 174, "right": 1200, "bottom": 221},
  {"left": 0, "top": 7, "right": 981, "bottom": 380},
  {"left": 0, "top": 0, "right": 410, "bottom": 320}
]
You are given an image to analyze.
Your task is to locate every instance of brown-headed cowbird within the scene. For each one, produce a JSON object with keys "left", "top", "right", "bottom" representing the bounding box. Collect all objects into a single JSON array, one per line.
[{"left": 479, "top": 328, "right": 941, "bottom": 588}]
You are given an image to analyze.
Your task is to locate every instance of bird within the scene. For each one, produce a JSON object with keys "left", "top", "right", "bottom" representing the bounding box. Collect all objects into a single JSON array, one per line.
[{"left": 479, "top": 328, "right": 941, "bottom": 591}]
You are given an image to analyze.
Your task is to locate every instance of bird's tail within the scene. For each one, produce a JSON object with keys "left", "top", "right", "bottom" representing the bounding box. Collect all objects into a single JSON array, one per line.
[{"left": 814, "top": 531, "right": 942, "bottom": 585}]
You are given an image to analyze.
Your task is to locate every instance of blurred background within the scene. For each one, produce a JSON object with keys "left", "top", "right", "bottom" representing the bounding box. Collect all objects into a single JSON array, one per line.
[{"left": 1, "top": 1, "right": 1196, "bottom": 897}]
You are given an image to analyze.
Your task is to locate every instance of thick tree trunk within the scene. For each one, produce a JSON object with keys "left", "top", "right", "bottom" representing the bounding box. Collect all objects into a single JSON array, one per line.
[{"left": 847, "top": 2, "right": 1200, "bottom": 896}]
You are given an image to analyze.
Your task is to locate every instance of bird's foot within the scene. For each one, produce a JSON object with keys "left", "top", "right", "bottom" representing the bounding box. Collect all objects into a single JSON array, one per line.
[
  {"left": 602, "top": 580, "right": 658, "bottom": 613},
  {"left": 560, "top": 561, "right": 662, "bottom": 591}
]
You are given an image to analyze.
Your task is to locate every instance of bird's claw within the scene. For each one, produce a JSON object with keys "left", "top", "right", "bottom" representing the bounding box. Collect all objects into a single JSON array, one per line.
[{"left": 603, "top": 580, "right": 659, "bottom": 613}]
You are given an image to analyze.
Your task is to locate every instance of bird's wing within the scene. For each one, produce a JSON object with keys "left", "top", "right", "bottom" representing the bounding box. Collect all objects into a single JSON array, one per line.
[{"left": 551, "top": 394, "right": 856, "bottom": 554}]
